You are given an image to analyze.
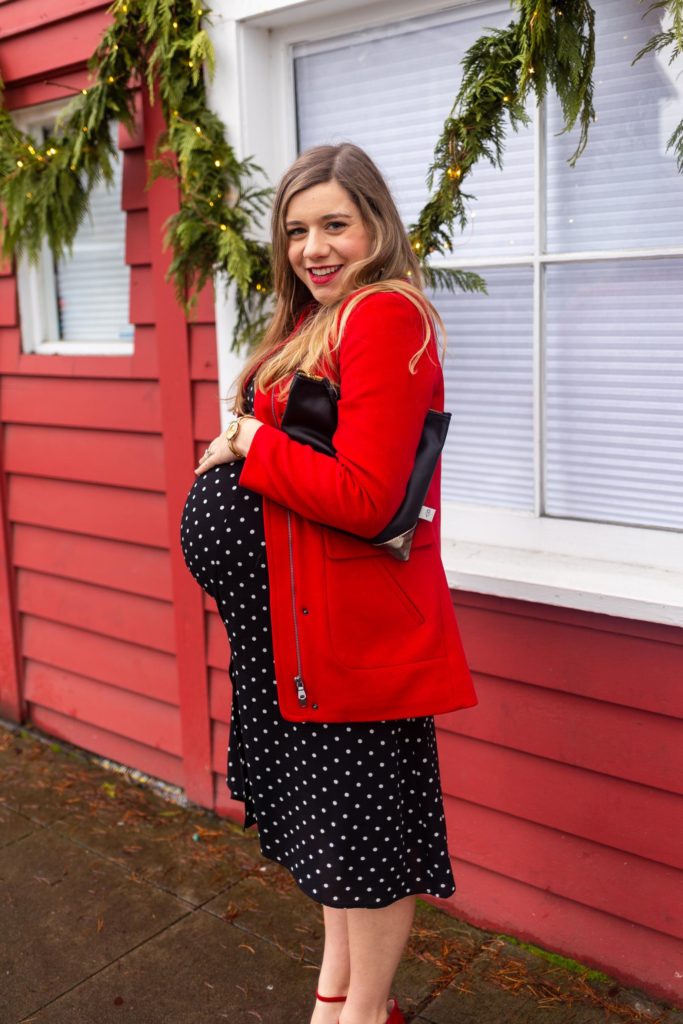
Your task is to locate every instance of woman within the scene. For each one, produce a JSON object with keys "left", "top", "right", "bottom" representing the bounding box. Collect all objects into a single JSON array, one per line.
[{"left": 180, "top": 143, "right": 478, "bottom": 1024}]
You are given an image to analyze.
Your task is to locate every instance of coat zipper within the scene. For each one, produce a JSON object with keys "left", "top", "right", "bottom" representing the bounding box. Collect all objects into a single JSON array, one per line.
[{"left": 272, "top": 387, "right": 308, "bottom": 708}]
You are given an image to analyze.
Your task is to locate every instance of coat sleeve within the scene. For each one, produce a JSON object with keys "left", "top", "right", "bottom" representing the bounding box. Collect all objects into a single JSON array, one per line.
[{"left": 238, "top": 291, "right": 439, "bottom": 538}]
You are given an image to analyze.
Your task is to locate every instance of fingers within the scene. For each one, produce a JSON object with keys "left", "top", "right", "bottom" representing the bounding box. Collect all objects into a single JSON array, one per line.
[{"left": 194, "top": 437, "right": 226, "bottom": 476}]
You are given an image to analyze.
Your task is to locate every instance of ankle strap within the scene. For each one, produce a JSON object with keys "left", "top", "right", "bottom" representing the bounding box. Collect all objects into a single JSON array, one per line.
[{"left": 316, "top": 991, "right": 347, "bottom": 1003}]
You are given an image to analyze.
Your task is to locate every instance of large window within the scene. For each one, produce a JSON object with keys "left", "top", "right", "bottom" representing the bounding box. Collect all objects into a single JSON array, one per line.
[
  {"left": 293, "top": 0, "right": 683, "bottom": 533},
  {"left": 15, "top": 102, "right": 134, "bottom": 355}
]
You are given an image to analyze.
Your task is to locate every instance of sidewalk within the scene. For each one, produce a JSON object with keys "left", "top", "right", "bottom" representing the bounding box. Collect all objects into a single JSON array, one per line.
[{"left": 1, "top": 722, "right": 680, "bottom": 1024}]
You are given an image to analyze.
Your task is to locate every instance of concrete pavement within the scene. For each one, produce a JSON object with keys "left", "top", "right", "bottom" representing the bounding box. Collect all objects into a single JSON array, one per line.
[{"left": 1, "top": 721, "right": 680, "bottom": 1024}]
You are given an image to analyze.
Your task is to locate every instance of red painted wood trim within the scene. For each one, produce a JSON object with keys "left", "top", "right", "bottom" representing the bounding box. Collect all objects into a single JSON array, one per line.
[
  {"left": 0, "top": 326, "right": 158, "bottom": 379},
  {"left": 0, "top": 376, "right": 161, "bottom": 430},
  {"left": 142, "top": 84, "right": 213, "bottom": 808},
  {"left": 23, "top": 615, "right": 178, "bottom": 702},
  {"left": 24, "top": 660, "right": 182, "bottom": 753},
  {"left": 5, "top": 424, "right": 166, "bottom": 491},
  {"left": 13, "top": 525, "right": 172, "bottom": 601},
  {"left": 0, "top": 9, "right": 110, "bottom": 83},
  {"left": 0, "top": 416, "right": 22, "bottom": 721},
  {"left": 29, "top": 705, "right": 184, "bottom": 788},
  {"left": 17, "top": 570, "right": 175, "bottom": 654},
  {"left": 0, "top": 0, "right": 108, "bottom": 40},
  {"left": 8, "top": 477, "right": 169, "bottom": 547}
]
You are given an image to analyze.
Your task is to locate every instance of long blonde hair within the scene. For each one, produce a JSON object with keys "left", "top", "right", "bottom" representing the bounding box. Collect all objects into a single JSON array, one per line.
[{"left": 230, "top": 143, "right": 447, "bottom": 413}]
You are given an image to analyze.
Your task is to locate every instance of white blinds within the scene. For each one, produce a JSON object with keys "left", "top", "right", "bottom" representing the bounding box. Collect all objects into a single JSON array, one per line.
[
  {"left": 53, "top": 128, "right": 133, "bottom": 343},
  {"left": 432, "top": 269, "right": 535, "bottom": 510},
  {"left": 293, "top": 0, "right": 683, "bottom": 531},
  {"left": 545, "top": 259, "right": 683, "bottom": 529},
  {"left": 546, "top": 0, "right": 683, "bottom": 252}
]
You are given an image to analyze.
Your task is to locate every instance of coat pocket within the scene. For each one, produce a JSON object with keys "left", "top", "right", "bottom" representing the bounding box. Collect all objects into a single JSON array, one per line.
[{"left": 322, "top": 534, "right": 445, "bottom": 670}]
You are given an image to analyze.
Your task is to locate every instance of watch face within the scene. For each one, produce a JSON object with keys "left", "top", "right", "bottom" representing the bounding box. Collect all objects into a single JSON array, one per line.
[{"left": 226, "top": 420, "right": 239, "bottom": 439}]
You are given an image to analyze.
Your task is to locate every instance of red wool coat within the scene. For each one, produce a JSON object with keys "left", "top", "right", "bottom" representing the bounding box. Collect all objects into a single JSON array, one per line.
[{"left": 239, "top": 290, "right": 478, "bottom": 723}]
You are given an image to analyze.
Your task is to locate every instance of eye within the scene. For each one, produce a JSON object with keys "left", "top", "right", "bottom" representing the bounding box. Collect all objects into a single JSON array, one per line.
[
  {"left": 326, "top": 220, "right": 347, "bottom": 230},
  {"left": 286, "top": 227, "right": 305, "bottom": 237}
]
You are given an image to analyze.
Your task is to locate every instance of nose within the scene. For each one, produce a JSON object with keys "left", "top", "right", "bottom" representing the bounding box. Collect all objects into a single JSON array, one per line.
[{"left": 302, "top": 227, "right": 330, "bottom": 261}]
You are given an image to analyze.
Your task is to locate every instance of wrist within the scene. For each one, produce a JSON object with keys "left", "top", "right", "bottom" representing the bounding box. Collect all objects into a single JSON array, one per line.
[{"left": 225, "top": 415, "right": 257, "bottom": 457}]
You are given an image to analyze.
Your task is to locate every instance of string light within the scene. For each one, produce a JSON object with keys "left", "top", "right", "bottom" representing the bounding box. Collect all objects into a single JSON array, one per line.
[
  {"left": 220, "top": 224, "right": 227, "bottom": 231},
  {"left": 16, "top": 159, "right": 24, "bottom": 167},
  {"left": 173, "top": 20, "right": 178, "bottom": 28},
  {"left": 188, "top": 60, "right": 194, "bottom": 68},
  {"left": 81, "top": 88, "right": 88, "bottom": 95},
  {"left": 195, "top": 125, "right": 202, "bottom": 134},
  {"left": 447, "top": 166, "right": 462, "bottom": 179},
  {"left": 214, "top": 159, "right": 221, "bottom": 167}
]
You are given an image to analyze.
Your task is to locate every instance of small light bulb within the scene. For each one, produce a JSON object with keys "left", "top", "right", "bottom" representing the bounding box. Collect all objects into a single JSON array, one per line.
[
  {"left": 220, "top": 224, "right": 227, "bottom": 231},
  {"left": 82, "top": 88, "right": 88, "bottom": 95},
  {"left": 195, "top": 125, "right": 202, "bottom": 134},
  {"left": 188, "top": 60, "right": 194, "bottom": 68},
  {"left": 173, "top": 20, "right": 178, "bottom": 28},
  {"left": 214, "top": 159, "right": 221, "bottom": 167},
  {"left": 16, "top": 159, "right": 24, "bottom": 167}
]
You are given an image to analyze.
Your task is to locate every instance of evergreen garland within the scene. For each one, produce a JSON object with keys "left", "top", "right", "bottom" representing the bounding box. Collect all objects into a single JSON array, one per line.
[
  {"left": 1, "top": 0, "right": 681, "bottom": 348},
  {"left": 408, "top": 0, "right": 597, "bottom": 258}
]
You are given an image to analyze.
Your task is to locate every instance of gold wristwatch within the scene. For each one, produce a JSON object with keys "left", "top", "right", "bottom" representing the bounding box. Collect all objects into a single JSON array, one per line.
[{"left": 224, "top": 416, "right": 251, "bottom": 457}]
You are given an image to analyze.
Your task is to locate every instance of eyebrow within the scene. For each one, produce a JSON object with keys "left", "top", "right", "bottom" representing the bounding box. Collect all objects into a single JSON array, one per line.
[{"left": 285, "top": 211, "right": 352, "bottom": 226}]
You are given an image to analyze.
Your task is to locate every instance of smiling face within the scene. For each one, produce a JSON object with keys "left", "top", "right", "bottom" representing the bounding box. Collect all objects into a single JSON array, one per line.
[{"left": 285, "top": 179, "right": 373, "bottom": 305}]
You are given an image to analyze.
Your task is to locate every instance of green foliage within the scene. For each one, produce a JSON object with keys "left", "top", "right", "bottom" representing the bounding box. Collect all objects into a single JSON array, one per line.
[
  {"left": 408, "top": 0, "right": 596, "bottom": 265},
  {"left": 2, "top": 0, "right": 681, "bottom": 350},
  {"left": 633, "top": 0, "right": 683, "bottom": 171}
]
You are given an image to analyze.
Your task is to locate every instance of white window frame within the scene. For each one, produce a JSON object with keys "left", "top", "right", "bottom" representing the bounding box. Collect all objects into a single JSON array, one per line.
[
  {"left": 207, "top": 0, "right": 683, "bottom": 627},
  {"left": 13, "top": 98, "right": 134, "bottom": 357}
]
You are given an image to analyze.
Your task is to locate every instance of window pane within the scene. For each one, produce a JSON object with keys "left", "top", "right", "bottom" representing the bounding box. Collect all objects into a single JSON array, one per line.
[
  {"left": 545, "top": 259, "right": 683, "bottom": 529},
  {"left": 435, "top": 267, "right": 535, "bottom": 510},
  {"left": 54, "top": 135, "right": 133, "bottom": 342},
  {"left": 294, "top": 5, "right": 535, "bottom": 259},
  {"left": 546, "top": 0, "right": 683, "bottom": 253}
]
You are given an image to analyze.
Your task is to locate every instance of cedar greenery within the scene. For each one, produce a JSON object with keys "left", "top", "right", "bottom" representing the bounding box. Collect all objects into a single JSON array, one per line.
[{"left": 0, "top": 0, "right": 681, "bottom": 349}]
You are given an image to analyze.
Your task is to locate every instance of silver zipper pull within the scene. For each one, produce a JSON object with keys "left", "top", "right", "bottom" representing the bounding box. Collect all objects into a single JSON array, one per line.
[{"left": 294, "top": 675, "right": 308, "bottom": 706}]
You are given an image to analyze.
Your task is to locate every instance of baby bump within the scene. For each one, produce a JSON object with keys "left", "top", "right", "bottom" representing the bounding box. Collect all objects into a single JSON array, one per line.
[{"left": 180, "top": 461, "right": 266, "bottom": 597}]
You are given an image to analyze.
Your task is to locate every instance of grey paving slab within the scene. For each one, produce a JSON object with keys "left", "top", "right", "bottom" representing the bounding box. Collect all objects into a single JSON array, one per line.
[
  {"left": 24, "top": 906, "right": 322, "bottom": 1024},
  {"left": 0, "top": 803, "right": 40, "bottom": 847},
  {"left": 53, "top": 783, "right": 260, "bottom": 906},
  {"left": 0, "top": 828, "right": 189, "bottom": 1022},
  {"left": 0, "top": 731, "right": 126, "bottom": 827}
]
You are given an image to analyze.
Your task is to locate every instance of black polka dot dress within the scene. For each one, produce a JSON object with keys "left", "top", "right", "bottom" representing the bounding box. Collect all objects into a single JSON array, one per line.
[{"left": 180, "top": 378, "right": 456, "bottom": 908}]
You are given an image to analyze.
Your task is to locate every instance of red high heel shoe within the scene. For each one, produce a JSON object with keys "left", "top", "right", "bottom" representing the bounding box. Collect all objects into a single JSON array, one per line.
[{"left": 385, "top": 998, "right": 405, "bottom": 1023}]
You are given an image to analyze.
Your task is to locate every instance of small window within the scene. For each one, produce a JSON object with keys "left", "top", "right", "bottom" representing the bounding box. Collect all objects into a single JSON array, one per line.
[{"left": 16, "top": 102, "right": 134, "bottom": 355}]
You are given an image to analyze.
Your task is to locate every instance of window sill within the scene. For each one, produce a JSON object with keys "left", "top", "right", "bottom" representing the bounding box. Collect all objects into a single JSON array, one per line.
[{"left": 442, "top": 539, "right": 683, "bottom": 627}]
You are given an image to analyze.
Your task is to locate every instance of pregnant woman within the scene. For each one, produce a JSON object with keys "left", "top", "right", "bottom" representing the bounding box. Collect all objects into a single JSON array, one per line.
[{"left": 181, "top": 142, "right": 478, "bottom": 1024}]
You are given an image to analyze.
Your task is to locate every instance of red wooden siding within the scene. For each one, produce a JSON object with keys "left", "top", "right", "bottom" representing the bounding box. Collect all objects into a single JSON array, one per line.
[
  {"left": 0, "top": 3, "right": 215, "bottom": 804},
  {"left": 436, "top": 593, "right": 683, "bottom": 1005}
]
